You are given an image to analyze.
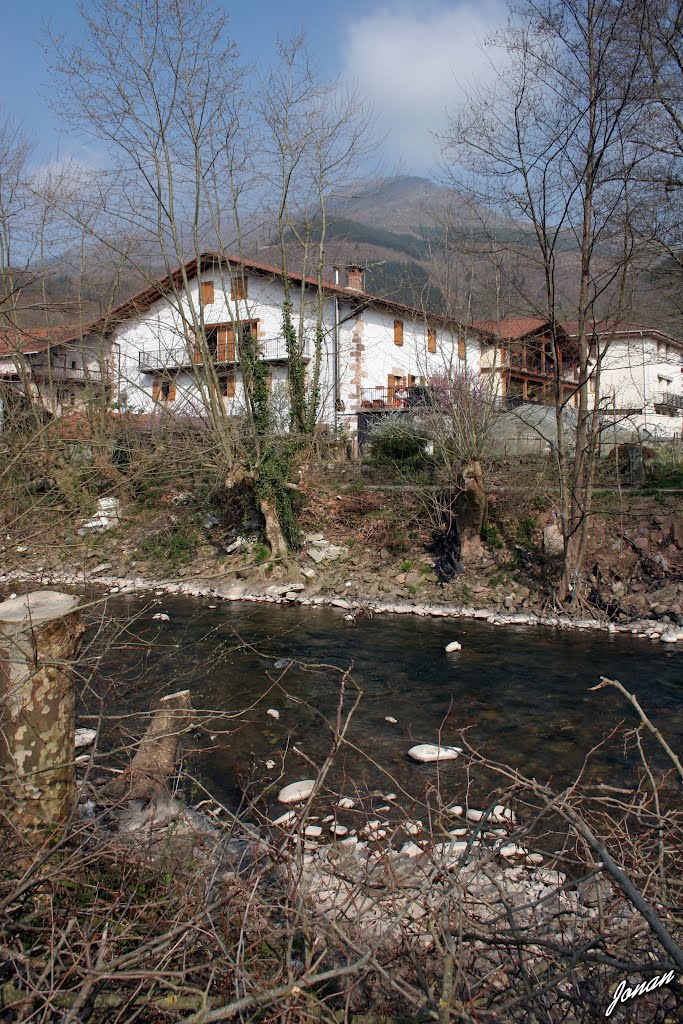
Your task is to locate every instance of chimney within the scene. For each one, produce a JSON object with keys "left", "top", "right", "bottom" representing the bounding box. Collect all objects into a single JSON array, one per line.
[{"left": 346, "top": 263, "right": 365, "bottom": 291}]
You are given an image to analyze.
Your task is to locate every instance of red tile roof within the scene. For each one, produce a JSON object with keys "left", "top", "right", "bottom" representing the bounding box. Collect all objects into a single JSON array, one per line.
[
  {"left": 471, "top": 317, "right": 549, "bottom": 341},
  {"left": 0, "top": 326, "right": 81, "bottom": 357}
]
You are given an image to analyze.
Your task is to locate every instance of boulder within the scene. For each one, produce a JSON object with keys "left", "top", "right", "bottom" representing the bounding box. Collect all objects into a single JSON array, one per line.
[
  {"left": 408, "top": 744, "right": 462, "bottom": 763},
  {"left": 75, "top": 728, "right": 97, "bottom": 749},
  {"left": 278, "top": 780, "right": 316, "bottom": 804},
  {"left": 445, "top": 640, "right": 462, "bottom": 653},
  {"left": 542, "top": 524, "right": 564, "bottom": 557}
]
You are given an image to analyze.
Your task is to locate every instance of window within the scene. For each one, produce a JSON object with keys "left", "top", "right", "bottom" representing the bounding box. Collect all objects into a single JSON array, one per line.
[
  {"left": 152, "top": 376, "right": 176, "bottom": 402},
  {"left": 71, "top": 360, "right": 77, "bottom": 370},
  {"left": 232, "top": 274, "right": 248, "bottom": 300},
  {"left": 428, "top": 326, "right": 437, "bottom": 353},
  {"left": 458, "top": 337, "right": 466, "bottom": 360},
  {"left": 219, "top": 371, "right": 236, "bottom": 398},
  {"left": 394, "top": 319, "right": 404, "bottom": 347},
  {"left": 198, "top": 321, "right": 259, "bottom": 363},
  {"left": 201, "top": 281, "right": 215, "bottom": 304}
]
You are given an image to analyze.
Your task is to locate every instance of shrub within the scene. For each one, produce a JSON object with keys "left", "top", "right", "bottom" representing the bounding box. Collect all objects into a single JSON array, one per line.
[
  {"left": 367, "top": 418, "right": 430, "bottom": 467},
  {"left": 141, "top": 522, "right": 199, "bottom": 570},
  {"left": 482, "top": 521, "right": 504, "bottom": 548}
]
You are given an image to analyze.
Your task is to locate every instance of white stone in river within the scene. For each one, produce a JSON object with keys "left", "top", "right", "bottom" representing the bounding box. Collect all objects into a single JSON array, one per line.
[
  {"left": 400, "top": 841, "right": 423, "bottom": 858},
  {"left": 278, "top": 780, "right": 316, "bottom": 804},
  {"left": 152, "top": 612, "right": 170, "bottom": 622},
  {"left": 339, "top": 835, "right": 358, "bottom": 846},
  {"left": 266, "top": 708, "right": 280, "bottom": 719},
  {"left": 385, "top": 716, "right": 398, "bottom": 724},
  {"left": 265, "top": 760, "right": 275, "bottom": 770},
  {"left": 322, "top": 814, "right": 334, "bottom": 823},
  {"left": 337, "top": 796, "right": 355, "bottom": 809},
  {"left": 526, "top": 853, "right": 544, "bottom": 865},
  {"left": 404, "top": 820, "right": 423, "bottom": 835},
  {"left": 448, "top": 805, "right": 464, "bottom": 817},
  {"left": 445, "top": 641, "right": 462, "bottom": 652},
  {"left": 75, "top": 728, "right": 96, "bottom": 749},
  {"left": 449, "top": 827, "right": 468, "bottom": 837},
  {"left": 330, "top": 824, "right": 348, "bottom": 836},
  {"left": 272, "top": 810, "right": 296, "bottom": 826},
  {"left": 466, "top": 808, "right": 484, "bottom": 822},
  {"left": 499, "top": 843, "right": 527, "bottom": 858},
  {"left": 304, "top": 825, "right": 322, "bottom": 838},
  {"left": 408, "top": 744, "right": 462, "bottom": 763},
  {"left": 367, "top": 829, "right": 387, "bottom": 841},
  {"left": 384, "top": 793, "right": 397, "bottom": 801},
  {"left": 492, "top": 804, "right": 517, "bottom": 824}
]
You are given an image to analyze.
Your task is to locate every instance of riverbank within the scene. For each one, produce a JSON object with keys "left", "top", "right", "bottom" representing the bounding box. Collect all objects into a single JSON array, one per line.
[{"left": 3, "top": 561, "right": 682, "bottom": 642}]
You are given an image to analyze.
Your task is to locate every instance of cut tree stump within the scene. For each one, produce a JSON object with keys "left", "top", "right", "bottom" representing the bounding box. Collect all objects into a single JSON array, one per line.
[
  {"left": 0, "top": 591, "right": 84, "bottom": 833},
  {"left": 107, "top": 689, "right": 193, "bottom": 802}
]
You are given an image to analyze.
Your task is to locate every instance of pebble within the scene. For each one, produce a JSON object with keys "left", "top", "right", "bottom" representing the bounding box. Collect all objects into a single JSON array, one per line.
[
  {"left": 330, "top": 824, "right": 348, "bottom": 836},
  {"left": 448, "top": 805, "right": 464, "bottom": 816},
  {"left": 321, "top": 814, "right": 334, "bottom": 823},
  {"left": 445, "top": 641, "right": 462, "bottom": 652},
  {"left": 408, "top": 744, "right": 462, "bottom": 763},
  {"left": 278, "top": 780, "right": 315, "bottom": 804},
  {"left": 337, "top": 797, "right": 355, "bottom": 809},
  {"left": 526, "top": 853, "right": 544, "bottom": 865},
  {"left": 74, "top": 728, "right": 97, "bottom": 749},
  {"left": 265, "top": 759, "right": 275, "bottom": 770},
  {"left": 272, "top": 810, "right": 296, "bottom": 826},
  {"left": 404, "top": 820, "right": 422, "bottom": 835},
  {"left": 466, "top": 809, "right": 484, "bottom": 822},
  {"left": 399, "top": 841, "right": 423, "bottom": 858},
  {"left": 266, "top": 708, "right": 280, "bottom": 720},
  {"left": 385, "top": 716, "right": 398, "bottom": 724},
  {"left": 304, "top": 825, "right": 322, "bottom": 838},
  {"left": 499, "top": 843, "right": 527, "bottom": 858},
  {"left": 152, "top": 612, "right": 170, "bottom": 622}
]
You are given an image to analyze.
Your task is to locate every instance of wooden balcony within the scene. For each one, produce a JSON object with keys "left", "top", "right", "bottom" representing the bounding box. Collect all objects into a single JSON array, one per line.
[{"left": 139, "top": 336, "right": 311, "bottom": 372}]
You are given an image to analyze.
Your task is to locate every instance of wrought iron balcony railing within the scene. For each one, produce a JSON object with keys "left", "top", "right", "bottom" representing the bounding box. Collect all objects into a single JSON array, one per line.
[
  {"left": 138, "top": 335, "right": 311, "bottom": 372},
  {"left": 33, "top": 365, "right": 108, "bottom": 384}
]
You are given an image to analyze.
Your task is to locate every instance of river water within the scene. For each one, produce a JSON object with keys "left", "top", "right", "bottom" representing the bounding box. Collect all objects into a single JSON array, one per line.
[{"left": 95, "top": 595, "right": 682, "bottom": 812}]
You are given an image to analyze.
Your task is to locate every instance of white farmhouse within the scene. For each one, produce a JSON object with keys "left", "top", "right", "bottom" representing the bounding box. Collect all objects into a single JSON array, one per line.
[
  {"left": 473, "top": 317, "right": 683, "bottom": 441},
  {"left": 73, "top": 254, "right": 478, "bottom": 446}
]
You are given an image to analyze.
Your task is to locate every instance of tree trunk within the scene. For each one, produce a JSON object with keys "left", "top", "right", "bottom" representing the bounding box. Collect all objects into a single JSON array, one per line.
[
  {"left": 259, "top": 496, "right": 289, "bottom": 560},
  {"left": 107, "top": 689, "right": 193, "bottom": 802},
  {"left": 455, "top": 459, "right": 487, "bottom": 563},
  {"left": 0, "top": 591, "right": 83, "bottom": 834}
]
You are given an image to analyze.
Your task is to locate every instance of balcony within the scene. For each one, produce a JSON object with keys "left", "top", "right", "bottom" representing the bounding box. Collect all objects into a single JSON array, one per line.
[
  {"left": 654, "top": 393, "right": 683, "bottom": 416},
  {"left": 360, "top": 385, "right": 436, "bottom": 409},
  {"left": 138, "top": 336, "right": 311, "bottom": 372},
  {"left": 33, "top": 364, "right": 108, "bottom": 384}
]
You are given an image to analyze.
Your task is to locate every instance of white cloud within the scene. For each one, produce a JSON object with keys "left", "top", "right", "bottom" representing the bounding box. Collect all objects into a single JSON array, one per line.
[{"left": 342, "top": 1, "right": 507, "bottom": 174}]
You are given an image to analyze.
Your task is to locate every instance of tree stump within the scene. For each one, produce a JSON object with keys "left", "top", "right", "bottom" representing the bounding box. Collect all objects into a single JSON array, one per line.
[
  {"left": 107, "top": 689, "right": 193, "bottom": 802},
  {"left": 0, "top": 591, "right": 84, "bottom": 833},
  {"left": 455, "top": 459, "right": 488, "bottom": 563}
]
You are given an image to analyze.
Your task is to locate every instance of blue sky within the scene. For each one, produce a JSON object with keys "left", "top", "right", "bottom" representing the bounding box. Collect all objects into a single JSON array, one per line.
[{"left": 2, "top": 0, "right": 506, "bottom": 175}]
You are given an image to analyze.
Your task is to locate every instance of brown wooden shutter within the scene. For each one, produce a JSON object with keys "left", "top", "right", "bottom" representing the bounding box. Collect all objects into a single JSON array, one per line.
[
  {"left": 394, "top": 320, "right": 404, "bottom": 346},
  {"left": 193, "top": 336, "right": 202, "bottom": 363},
  {"left": 227, "top": 371, "right": 236, "bottom": 398},
  {"left": 152, "top": 379, "right": 160, "bottom": 401},
  {"left": 201, "top": 281, "right": 214, "bottom": 304},
  {"left": 217, "top": 326, "right": 228, "bottom": 362},
  {"left": 428, "top": 326, "right": 437, "bottom": 353},
  {"left": 458, "top": 336, "right": 466, "bottom": 360},
  {"left": 226, "top": 326, "right": 236, "bottom": 361},
  {"left": 233, "top": 275, "right": 247, "bottom": 300},
  {"left": 169, "top": 378, "right": 176, "bottom": 401}
]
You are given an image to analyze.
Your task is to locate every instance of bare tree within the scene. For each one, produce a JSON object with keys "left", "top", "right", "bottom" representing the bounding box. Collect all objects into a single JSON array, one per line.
[{"left": 440, "top": 0, "right": 649, "bottom": 604}]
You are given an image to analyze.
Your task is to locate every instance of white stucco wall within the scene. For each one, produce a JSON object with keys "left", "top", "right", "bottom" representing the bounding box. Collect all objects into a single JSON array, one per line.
[{"left": 596, "top": 333, "right": 683, "bottom": 438}]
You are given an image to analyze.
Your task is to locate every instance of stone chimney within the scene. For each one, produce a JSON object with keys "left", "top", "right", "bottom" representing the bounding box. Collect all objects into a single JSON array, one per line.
[{"left": 346, "top": 263, "right": 365, "bottom": 291}]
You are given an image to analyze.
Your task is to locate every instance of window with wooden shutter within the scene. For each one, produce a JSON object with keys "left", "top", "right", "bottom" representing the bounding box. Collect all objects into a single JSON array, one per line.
[
  {"left": 458, "top": 336, "right": 466, "bottom": 360},
  {"left": 201, "top": 281, "right": 214, "bottom": 304},
  {"left": 168, "top": 378, "right": 176, "bottom": 402},
  {"left": 219, "top": 371, "right": 236, "bottom": 398},
  {"left": 428, "top": 326, "right": 437, "bottom": 353},
  {"left": 394, "top": 320, "right": 404, "bottom": 346},
  {"left": 152, "top": 379, "right": 160, "bottom": 401},
  {"left": 232, "top": 275, "right": 247, "bottom": 300}
]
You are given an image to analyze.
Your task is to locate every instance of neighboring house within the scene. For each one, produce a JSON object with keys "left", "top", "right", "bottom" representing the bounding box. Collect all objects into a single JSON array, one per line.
[
  {"left": 473, "top": 317, "right": 683, "bottom": 441},
  {"left": 0, "top": 327, "right": 113, "bottom": 415},
  {"left": 76, "top": 254, "right": 478, "bottom": 445}
]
